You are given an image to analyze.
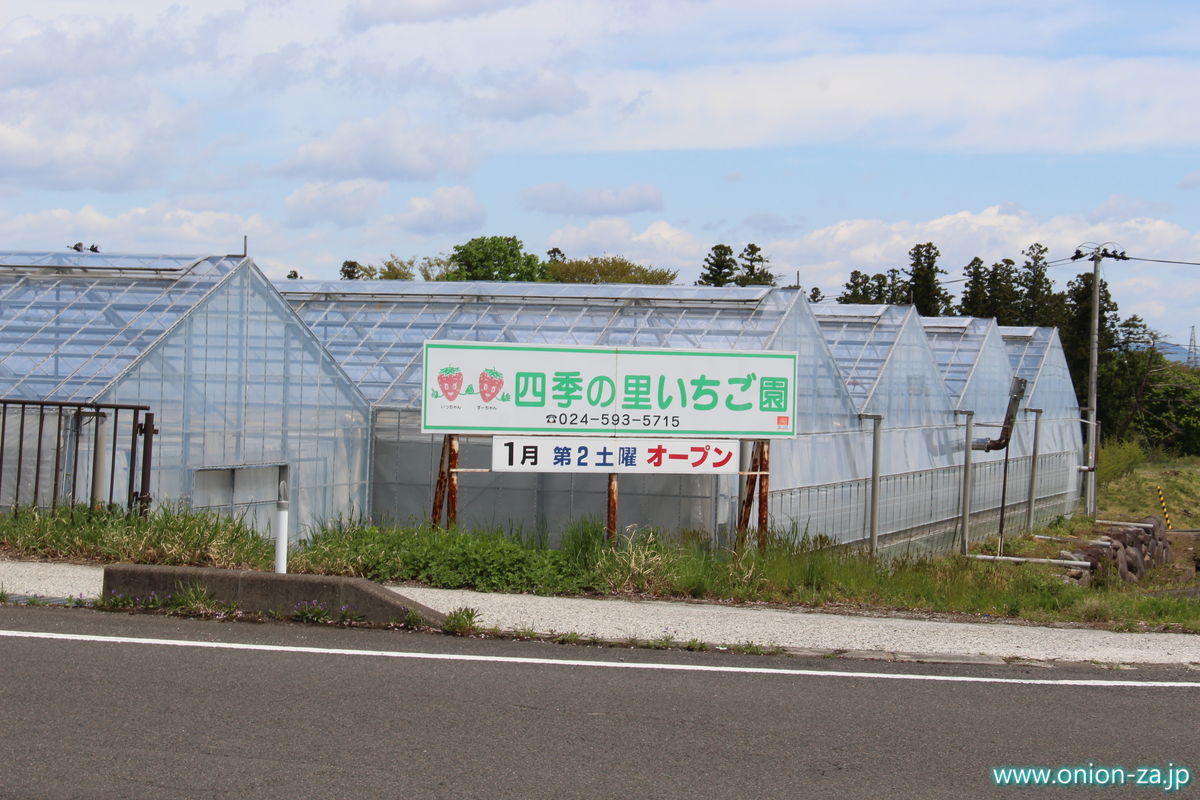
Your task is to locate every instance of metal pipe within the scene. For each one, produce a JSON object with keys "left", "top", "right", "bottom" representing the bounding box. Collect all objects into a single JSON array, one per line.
[
  {"left": 966, "top": 554, "right": 1092, "bottom": 569},
  {"left": 274, "top": 478, "right": 289, "bottom": 574},
  {"left": 954, "top": 410, "right": 975, "bottom": 554},
  {"left": 1033, "top": 534, "right": 1113, "bottom": 548},
  {"left": 1024, "top": 408, "right": 1042, "bottom": 532},
  {"left": 858, "top": 414, "right": 883, "bottom": 556},
  {"left": 981, "top": 377, "right": 1027, "bottom": 452},
  {"left": 1095, "top": 519, "right": 1155, "bottom": 530}
]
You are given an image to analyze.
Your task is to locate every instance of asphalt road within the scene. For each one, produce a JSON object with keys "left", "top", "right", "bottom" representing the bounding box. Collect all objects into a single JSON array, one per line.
[{"left": 1, "top": 606, "right": 1198, "bottom": 799}]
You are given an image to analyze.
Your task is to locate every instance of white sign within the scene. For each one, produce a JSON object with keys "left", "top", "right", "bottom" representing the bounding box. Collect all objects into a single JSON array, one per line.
[
  {"left": 492, "top": 437, "right": 741, "bottom": 474},
  {"left": 422, "top": 341, "right": 797, "bottom": 438}
]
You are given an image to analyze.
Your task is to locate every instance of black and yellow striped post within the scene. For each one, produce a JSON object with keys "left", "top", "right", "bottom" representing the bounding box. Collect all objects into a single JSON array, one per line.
[{"left": 1156, "top": 485, "right": 1173, "bottom": 530}]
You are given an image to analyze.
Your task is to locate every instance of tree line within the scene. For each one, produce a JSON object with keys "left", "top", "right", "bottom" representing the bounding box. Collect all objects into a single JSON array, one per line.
[{"left": 833, "top": 241, "right": 1200, "bottom": 455}]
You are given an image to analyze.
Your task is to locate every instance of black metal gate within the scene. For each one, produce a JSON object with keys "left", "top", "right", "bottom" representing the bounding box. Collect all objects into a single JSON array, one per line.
[{"left": 0, "top": 398, "right": 157, "bottom": 514}]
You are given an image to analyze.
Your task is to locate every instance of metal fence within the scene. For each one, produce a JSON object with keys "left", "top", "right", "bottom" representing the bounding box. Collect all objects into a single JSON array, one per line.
[
  {"left": 0, "top": 398, "right": 156, "bottom": 513},
  {"left": 768, "top": 450, "right": 1078, "bottom": 556}
]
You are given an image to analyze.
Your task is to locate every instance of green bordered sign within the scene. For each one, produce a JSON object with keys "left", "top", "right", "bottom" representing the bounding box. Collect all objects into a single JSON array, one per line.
[{"left": 422, "top": 341, "right": 798, "bottom": 438}]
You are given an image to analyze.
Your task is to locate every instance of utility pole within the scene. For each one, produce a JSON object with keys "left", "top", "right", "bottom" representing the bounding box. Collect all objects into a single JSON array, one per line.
[{"left": 1071, "top": 243, "right": 1127, "bottom": 517}]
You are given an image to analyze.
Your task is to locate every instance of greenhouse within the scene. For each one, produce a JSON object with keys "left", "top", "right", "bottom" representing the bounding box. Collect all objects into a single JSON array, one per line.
[
  {"left": 280, "top": 280, "right": 1084, "bottom": 553},
  {"left": 0, "top": 251, "right": 371, "bottom": 537},
  {"left": 0, "top": 251, "right": 1081, "bottom": 553}
]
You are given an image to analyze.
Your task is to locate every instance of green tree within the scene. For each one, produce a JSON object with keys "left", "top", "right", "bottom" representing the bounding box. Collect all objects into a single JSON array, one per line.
[
  {"left": 735, "top": 243, "right": 776, "bottom": 286},
  {"left": 1059, "top": 271, "right": 1120, "bottom": 410},
  {"left": 696, "top": 244, "right": 738, "bottom": 286},
  {"left": 874, "top": 268, "right": 908, "bottom": 304},
  {"left": 547, "top": 255, "right": 677, "bottom": 285},
  {"left": 957, "top": 257, "right": 989, "bottom": 317},
  {"left": 373, "top": 253, "right": 416, "bottom": 280},
  {"left": 838, "top": 270, "right": 878, "bottom": 303},
  {"left": 1140, "top": 361, "right": 1200, "bottom": 454},
  {"left": 905, "top": 242, "right": 952, "bottom": 316},
  {"left": 808, "top": 286, "right": 825, "bottom": 303},
  {"left": 417, "top": 255, "right": 453, "bottom": 281},
  {"left": 1102, "top": 316, "right": 1164, "bottom": 443},
  {"left": 340, "top": 260, "right": 375, "bottom": 280},
  {"left": 546, "top": 247, "right": 566, "bottom": 264},
  {"left": 286, "top": 269, "right": 301, "bottom": 280},
  {"left": 984, "top": 258, "right": 1021, "bottom": 325},
  {"left": 447, "top": 235, "right": 546, "bottom": 281},
  {"left": 1016, "top": 243, "right": 1067, "bottom": 328}
]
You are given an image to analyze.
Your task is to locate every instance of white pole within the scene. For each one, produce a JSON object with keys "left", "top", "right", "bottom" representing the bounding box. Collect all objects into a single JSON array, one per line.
[
  {"left": 1024, "top": 408, "right": 1042, "bottom": 532},
  {"left": 858, "top": 414, "right": 883, "bottom": 556},
  {"left": 274, "top": 479, "right": 289, "bottom": 574}
]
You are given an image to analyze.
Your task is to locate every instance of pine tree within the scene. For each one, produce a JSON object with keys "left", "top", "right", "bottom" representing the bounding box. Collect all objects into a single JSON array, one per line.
[
  {"left": 905, "top": 242, "right": 952, "bottom": 316},
  {"left": 1016, "top": 242, "right": 1067, "bottom": 328},
  {"left": 957, "top": 257, "right": 989, "bottom": 317},
  {"left": 696, "top": 244, "right": 738, "bottom": 286},
  {"left": 735, "top": 243, "right": 776, "bottom": 286},
  {"left": 1060, "top": 271, "right": 1120, "bottom": 407},
  {"left": 985, "top": 258, "right": 1021, "bottom": 325},
  {"left": 838, "top": 270, "right": 877, "bottom": 303}
]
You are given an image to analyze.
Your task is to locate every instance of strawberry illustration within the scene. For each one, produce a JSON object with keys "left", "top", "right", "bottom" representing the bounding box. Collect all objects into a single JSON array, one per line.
[
  {"left": 478, "top": 368, "right": 504, "bottom": 402},
  {"left": 437, "top": 366, "right": 463, "bottom": 401}
]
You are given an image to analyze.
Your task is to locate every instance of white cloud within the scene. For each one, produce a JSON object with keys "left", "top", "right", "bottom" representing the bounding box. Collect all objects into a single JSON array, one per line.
[
  {"left": 343, "top": 0, "right": 531, "bottom": 29},
  {"left": 284, "top": 111, "right": 476, "bottom": 181},
  {"left": 0, "top": 202, "right": 272, "bottom": 254},
  {"left": 482, "top": 53, "right": 1200, "bottom": 154},
  {"left": 465, "top": 68, "right": 588, "bottom": 120},
  {"left": 383, "top": 186, "right": 485, "bottom": 235},
  {"left": 523, "top": 182, "right": 662, "bottom": 215},
  {"left": 284, "top": 180, "right": 389, "bottom": 228},
  {"left": 547, "top": 217, "right": 706, "bottom": 267},
  {"left": 764, "top": 204, "right": 1200, "bottom": 340}
]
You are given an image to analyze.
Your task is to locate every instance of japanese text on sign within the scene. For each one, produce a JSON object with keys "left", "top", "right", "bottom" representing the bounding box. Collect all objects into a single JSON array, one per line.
[
  {"left": 423, "top": 342, "right": 797, "bottom": 438},
  {"left": 492, "top": 437, "right": 741, "bottom": 474}
]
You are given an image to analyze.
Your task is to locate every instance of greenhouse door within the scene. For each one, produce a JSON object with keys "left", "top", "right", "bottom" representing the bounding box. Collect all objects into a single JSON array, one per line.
[{"left": 192, "top": 464, "right": 284, "bottom": 533}]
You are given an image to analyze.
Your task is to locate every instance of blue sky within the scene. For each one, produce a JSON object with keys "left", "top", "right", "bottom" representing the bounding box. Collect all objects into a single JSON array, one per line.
[{"left": 4, "top": 0, "right": 1200, "bottom": 346}]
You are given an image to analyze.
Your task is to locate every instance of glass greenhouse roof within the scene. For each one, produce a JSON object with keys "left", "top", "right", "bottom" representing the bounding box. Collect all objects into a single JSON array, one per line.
[
  {"left": 812, "top": 304, "right": 908, "bottom": 403},
  {"left": 278, "top": 281, "right": 801, "bottom": 408},
  {"left": 921, "top": 316, "right": 993, "bottom": 401},
  {"left": 0, "top": 251, "right": 243, "bottom": 401},
  {"left": 999, "top": 326, "right": 1052, "bottom": 382}
]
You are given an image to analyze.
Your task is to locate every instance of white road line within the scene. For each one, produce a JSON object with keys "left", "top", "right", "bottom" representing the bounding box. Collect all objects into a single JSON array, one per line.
[{"left": 2, "top": 628, "right": 1199, "bottom": 688}]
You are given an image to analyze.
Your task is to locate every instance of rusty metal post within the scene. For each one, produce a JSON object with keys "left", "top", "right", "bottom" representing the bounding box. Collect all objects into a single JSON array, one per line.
[
  {"left": 126, "top": 409, "right": 141, "bottom": 511},
  {"left": 137, "top": 412, "right": 155, "bottom": 517},
  {"left": 431, "top": 435, "right": 449, "bottom": 527},
  {"left": 757, "top": 440, "right": 770, "bottom": 552},
  {"left": 447, "top": 434, "right": 459, "bottom": 528},
  {"left": 607, "top": 472, "right": 618, "bottom": 545},
  {"left": 736, "top": 442, "right": 760, "bottom": 550}
]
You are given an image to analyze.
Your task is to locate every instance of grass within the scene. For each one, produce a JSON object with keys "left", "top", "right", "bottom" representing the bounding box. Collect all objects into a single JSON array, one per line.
[
  {"left": 4, "top": 465, "right": 1200, "bottom": 631},
  {"left": 442, "top": 606, "right": 481, "bottom": 636},
  {"left": 0, "top": 504, "right": 272, "bottom": 569}
]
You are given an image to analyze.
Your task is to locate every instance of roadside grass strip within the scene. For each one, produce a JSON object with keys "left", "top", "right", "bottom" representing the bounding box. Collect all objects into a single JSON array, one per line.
[{"left": 3, "top": 628, "right": 1200, "bottom": 688}]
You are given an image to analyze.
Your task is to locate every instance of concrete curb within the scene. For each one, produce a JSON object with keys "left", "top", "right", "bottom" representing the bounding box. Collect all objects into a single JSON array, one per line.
[{"left": 102, "top": 564, "right": 446, "bottom": 627}]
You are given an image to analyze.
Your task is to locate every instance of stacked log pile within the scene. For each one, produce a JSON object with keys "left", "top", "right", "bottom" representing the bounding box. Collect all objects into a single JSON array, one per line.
[{"left": 1060, "top": 516, "right": 1172, "bottom": 586}]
